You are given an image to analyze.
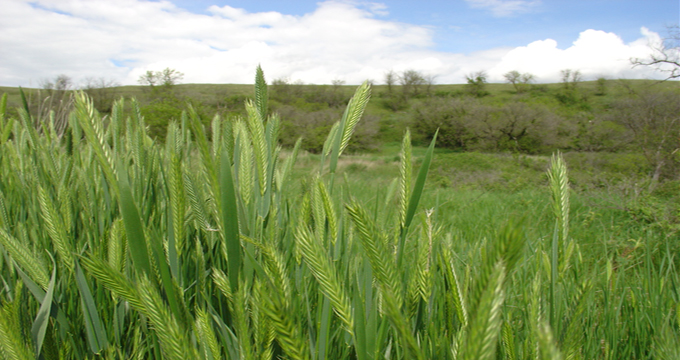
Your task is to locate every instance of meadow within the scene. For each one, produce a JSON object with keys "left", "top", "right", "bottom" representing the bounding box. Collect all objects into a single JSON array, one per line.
[{"left": 0, "top": 68, "right": 678, "bottom": 359}]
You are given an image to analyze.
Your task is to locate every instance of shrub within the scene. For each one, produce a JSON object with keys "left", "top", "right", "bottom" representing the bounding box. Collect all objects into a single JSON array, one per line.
[
  {"left": 411, "top": 97, "right": 477, "bottom": 149},
  {"left": 278, "top": 105, "right": 380, "bottom": 153}
]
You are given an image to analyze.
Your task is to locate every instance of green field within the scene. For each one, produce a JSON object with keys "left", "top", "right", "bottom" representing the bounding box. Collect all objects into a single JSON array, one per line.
[{"left": 0, "top": 71, "right": 678, "bottom": 359}]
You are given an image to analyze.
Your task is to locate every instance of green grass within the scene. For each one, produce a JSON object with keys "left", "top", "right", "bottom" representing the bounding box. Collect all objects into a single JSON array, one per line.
[{"left": 0, "top": 73, "right": 678, "bottom": 359}]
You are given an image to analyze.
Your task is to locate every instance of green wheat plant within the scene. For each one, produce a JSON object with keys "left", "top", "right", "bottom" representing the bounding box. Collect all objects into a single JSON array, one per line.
[{"left": 0, "top": 66, "right": 677, "bottom": 359}]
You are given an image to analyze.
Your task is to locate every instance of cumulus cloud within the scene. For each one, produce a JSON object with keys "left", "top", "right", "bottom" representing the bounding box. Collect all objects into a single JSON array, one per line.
[
  {"left": 464, "top": 0, "right": 541, "bottom": 17},
  {"left": 486, "top": 28, "right": 667, "bottom": 82},
  {"left": 0, "top": 0, "right": 669, "bottom": 87}
]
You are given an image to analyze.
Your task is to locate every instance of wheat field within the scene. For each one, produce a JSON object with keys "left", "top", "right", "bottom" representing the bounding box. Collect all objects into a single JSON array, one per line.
[{"left": 0, "top": 67, "right": 677, "bottom": 359}]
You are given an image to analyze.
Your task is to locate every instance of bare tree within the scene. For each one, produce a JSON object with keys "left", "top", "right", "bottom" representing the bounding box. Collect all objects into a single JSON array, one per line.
[
  {"left": 384, "top": 70, "right": 397, "bottom": 95},
  {"left": 331, "top": 78, "right": 346, "bottom": 94},
  {"left": 138, "top": 68, "right": 184, "bottom": 99},
  {"left": 138, "top": 68, "right": 184, "bottom": 87},
  {"left": 560, "top": 69, "right": 582, "bottom": 90},
  {"left": 83, "top": 77, "right": 120, "bottom": 112},
  {"left": 424, "top": 74, "right": 437, "bottom": 96},
  {"left": 631, "top": 24, "right": 680, "bottom": 80},
  {"left": 399, "top": 69, "right": 426, "bottom": 98},
  {"left": 610, "top": 90, "right": 680, "bottom": 184},
  {"left": 30, "top": 74, "right": 74, "bottom": 135},
  {"left": 503, "top": 70, "right": 535, "bottom": 93}
]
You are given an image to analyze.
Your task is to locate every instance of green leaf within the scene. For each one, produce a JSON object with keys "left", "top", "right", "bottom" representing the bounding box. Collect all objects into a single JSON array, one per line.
[
  {"left": 221, "top": 148, "right": 241, "bottom": 291},
  {"left": 75, "top": 260, "right": 109, "bottom": 354},
  {"left": 117, "top": 158, "right": 151, "bottom": 276},
  {"left": 0, "top": 93, "right": 6, "bottom": 121},
  {"left": 0, "top": 93, "right": 11, "bottom": 144},
  {"left": 397, "top": 129, "right": 437, "bottom": 268},
  {"left": 31, "top": 255, "right": 57, "bottom": 358},
  {"left": 18, "top": 87, "right": 30, "bottom": 117}
]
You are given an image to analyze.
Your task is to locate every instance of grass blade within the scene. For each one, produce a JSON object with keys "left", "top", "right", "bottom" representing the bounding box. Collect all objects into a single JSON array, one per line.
[
  {"left": 31, "top": 255, "right": 56, "bottom": 358},
  {"left": 397, "top": 129, "right": 437, "bottom": 269},
  {"left": 221, "top": 148, "right": 241, "bottom": 291},
  {"left": 18, "top": 87, "right": 30, "bottom": 118},
  {"left": 0, "top": 93, "right": 13, "bottom": 144},
  {"left": 75, "top": 260, "right": 109, "bottom": 354},
  {"left": 116, "top": 158, "right": 151, "bottom": 276}
]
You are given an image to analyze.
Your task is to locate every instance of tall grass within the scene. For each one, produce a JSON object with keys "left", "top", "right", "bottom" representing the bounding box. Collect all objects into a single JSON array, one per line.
[{"left": 0, "top": 68, "right": 677, "bottom": 359}]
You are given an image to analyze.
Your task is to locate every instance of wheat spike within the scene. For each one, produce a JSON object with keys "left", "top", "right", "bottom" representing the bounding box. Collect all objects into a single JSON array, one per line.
[
  {"left": 107, "top": 218, "right": 126, "bottom": 274},
  {"left": 0, "top": 228, "right": 49, "bottom": 289},
  {"left": 233, "top": 283, "right": 254, "bottom": 360},
  {"left": 211, "top": 114, "right": 222, "bottom": 160},
  {"left": 317, "top": 179, "right": 338, "bottom": 245},
  {"left": 38, "top": 186, "right": 74, "bottom": 271},
  {"left": 137, "top": 275, "right": 194, "bottom": 360},
  {"left": 461, "top": 261, "right": 506, "bottom": 360},
  {"left": 537, "top": 321, "right": 564, "bottom": 360},
  {"left": 260, "top": 290, "right": 309, "bottom": 360},
  {"left": 548, "top": 152, "right": 569, "bottom": 244},
  {"left": 73, "top": 92, "right": 118, "bottom": 194},
  {"left": 251, "top": 279, "right": 275, "bottom": 360},
  {"left": 80, "top": 256, "right": 144, "bottom": 311},
  {"left": 254, "top": 65, "right": 268, "bottom": 120},
  {"left": 244, "top": 100, "right": 268, "bottom": 196},
  {"left": 310, "top": 176, "right": 326, "bottom": 239},
  {"left": 253, "top": 238, "right": 292, "bottom": 302},
  {"left": 195, "top": 308, "right": 221, "bottom": 360},
  {"left": 212, "top": 268, "right": 234, "bottom": 305},
  {"left": 295, "top": 225, "right": 354, "bottom": 333},
  {"left": 502, "top": 320, "right": 517, "bottom": 360},
  {"left": 0, "top": 192, "right": 9, "bottom": 230},
  {"left": 398, "top": 130, "right": 412, "bottom": 229},
  {"left": 346, "top": 199, "right": 402, "bottom": 305},
  {"left": 184, "top": 172, "right": 217, "bottom": 232},
  {"left": 338, "top": 81, "right": 371, "bottom": 156},
  {"left": 236, "top": 122, "right": 254, "bottom": 206},
  {"left": 0, "top": 301, "right": 33, "bottom": 360}
]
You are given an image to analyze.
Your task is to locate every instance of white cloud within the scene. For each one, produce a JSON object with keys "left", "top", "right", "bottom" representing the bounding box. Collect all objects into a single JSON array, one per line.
[
  {"left": 465, "top": 0, "right": 541, "bottom": 17},
  {"left": 0, "top": 0, "right": 670, "bottom": 87},
  {"left": 486, "top": 28, "right": 668, "bottom": 82}
]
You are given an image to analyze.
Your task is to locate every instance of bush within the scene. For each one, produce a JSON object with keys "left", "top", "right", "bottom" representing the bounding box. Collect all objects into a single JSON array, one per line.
[
  {"left": 278, "top": 105, "right": 380, "bottom": 153},
  {"left": 411, "top": 97, "right": 476, "bottom": 150},
  {"left": 140, "top": 98, "right": 184, "bottom": 140},
  {"left": 411, "top": 97, "right": 564, "bottom": 153}
]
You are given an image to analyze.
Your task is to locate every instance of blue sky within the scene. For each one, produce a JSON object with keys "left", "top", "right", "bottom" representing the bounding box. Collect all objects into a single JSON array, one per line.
[
  {"left": 171, "top": 0, "right": 678, "bottom": 52},
  {"left": 1, "top": 0, "right": 678, "bottom": 86}
]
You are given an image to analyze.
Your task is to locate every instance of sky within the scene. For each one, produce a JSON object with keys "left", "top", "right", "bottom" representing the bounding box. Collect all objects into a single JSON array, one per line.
[{"left": 1, "top": 0, "right": 679, "bottom": 87}]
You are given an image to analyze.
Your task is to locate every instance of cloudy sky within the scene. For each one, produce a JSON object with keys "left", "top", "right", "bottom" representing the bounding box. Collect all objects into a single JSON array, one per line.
[{"left": 1, "top": 0, "right": 678, "bottom": 87}]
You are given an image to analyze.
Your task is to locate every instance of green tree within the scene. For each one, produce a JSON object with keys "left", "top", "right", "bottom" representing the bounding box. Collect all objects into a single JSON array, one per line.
[
  {"left": 465, "top": 71, "right": 489, "bottom": 97},
  {"left": 138, "top": 68, "right": 185, "bottom": 99},
  {"left": 138, "top": 68, "right": 184, "bottom": 87}
]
